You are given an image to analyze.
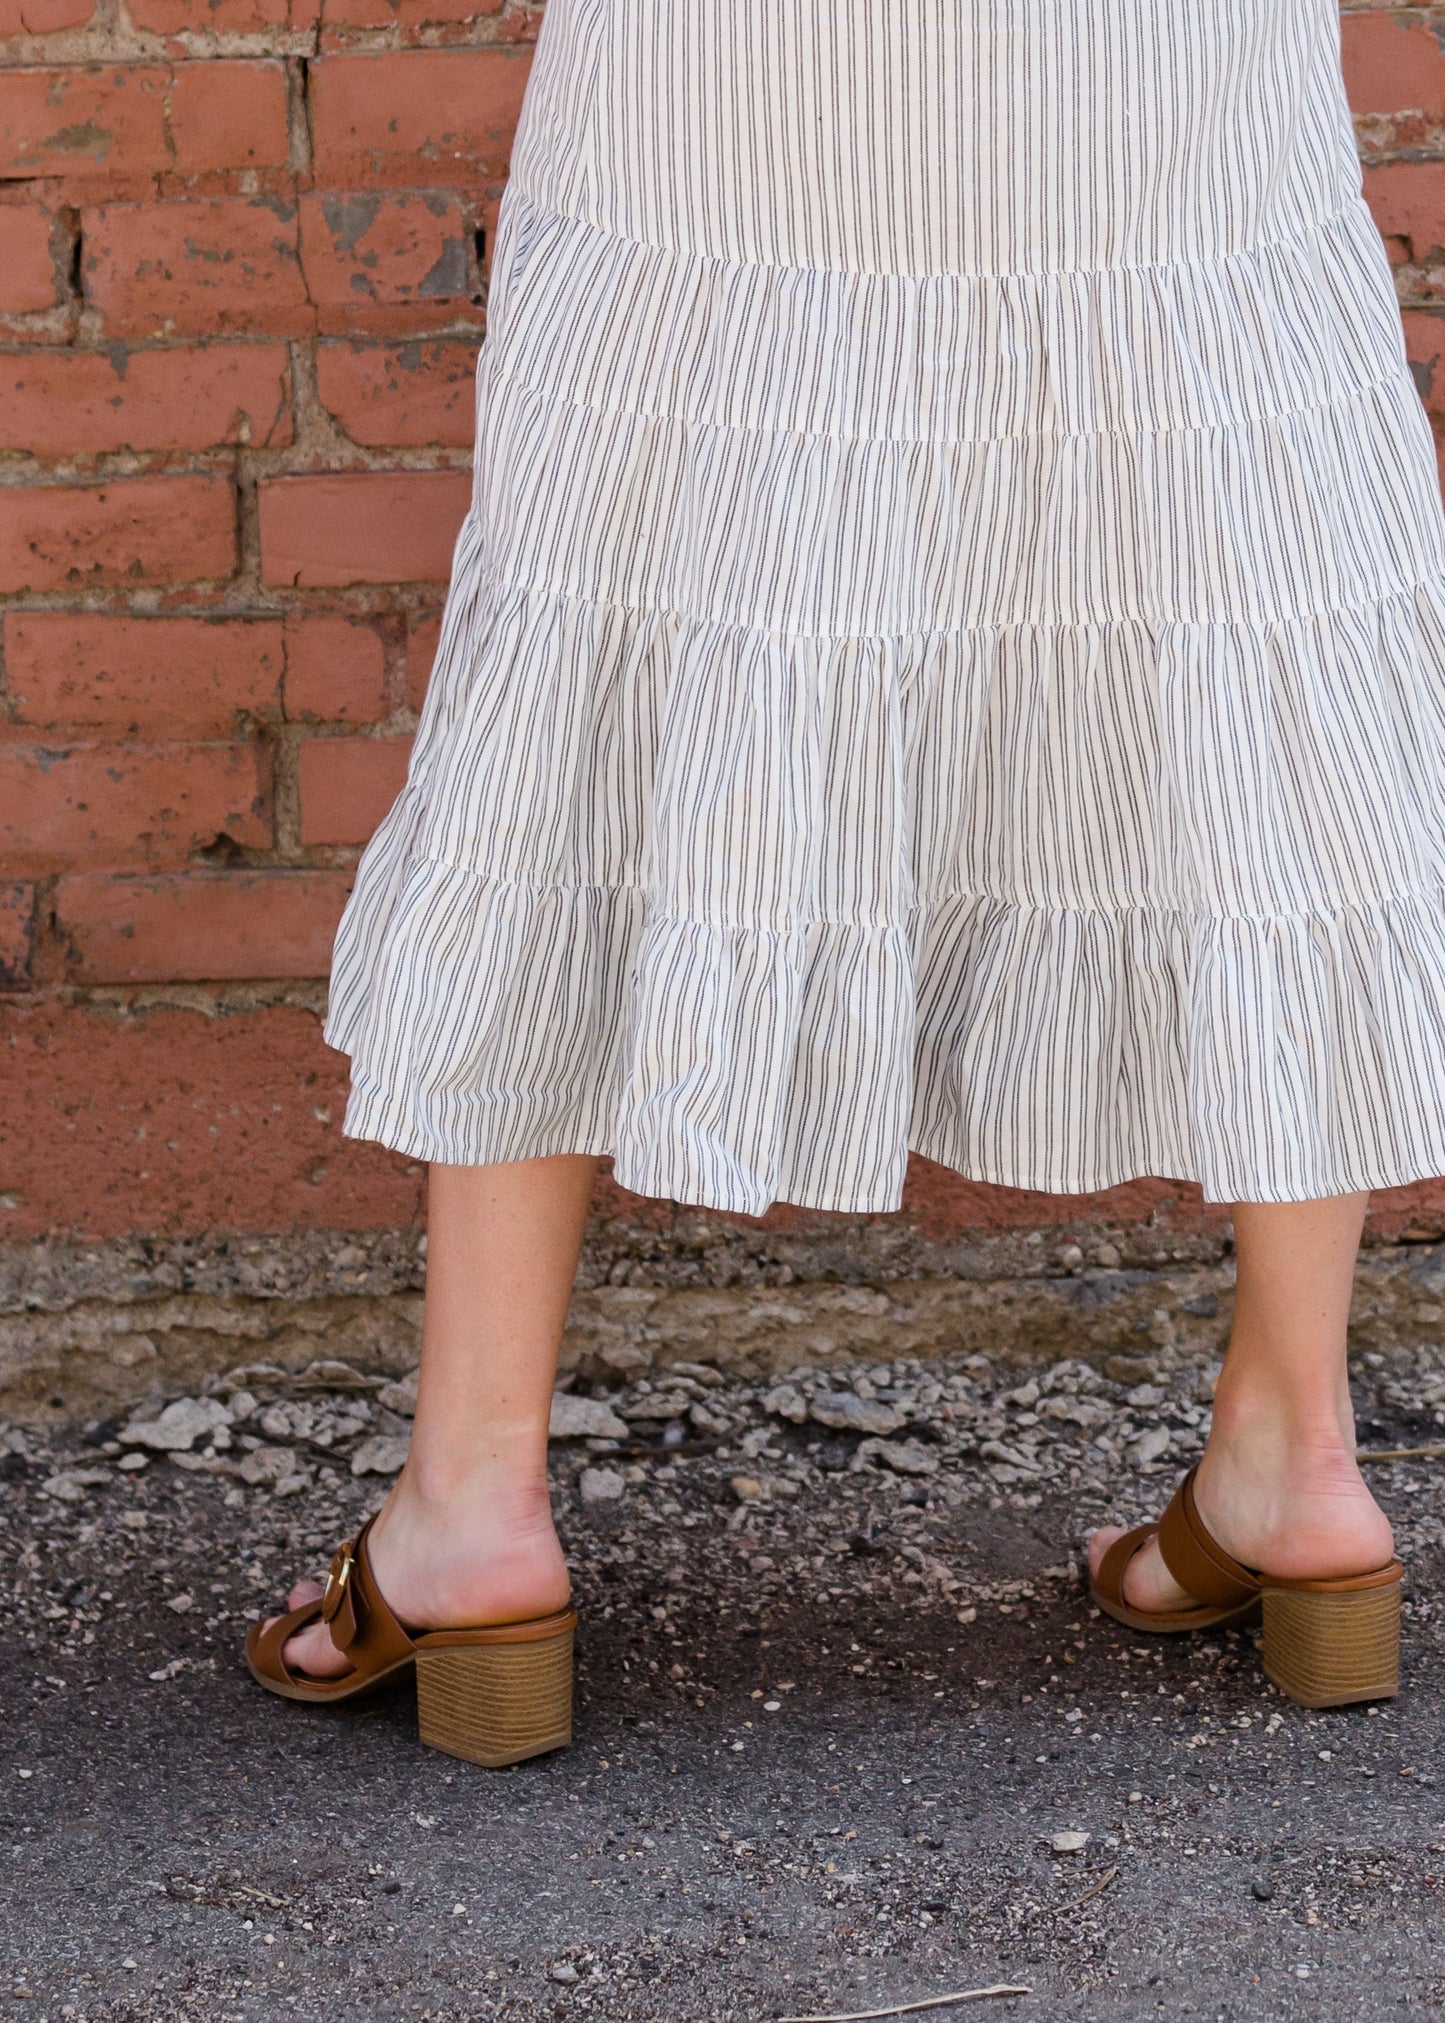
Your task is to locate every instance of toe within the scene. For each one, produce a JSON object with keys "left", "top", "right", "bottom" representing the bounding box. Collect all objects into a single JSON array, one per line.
[
  {"left": 1117, "top": 1533, "right": 1195, "bottom": 1613},
  {"left": 1086, "top": 1525, "right": 1126, "bottom": 1584},
  {"left": 1088, "top": 1525, "right": 1194, "bottom": 1613},
  {"left": 259, "top": 1578, "right": 326, "bottom": 1639},
  {"left": 282, "top": 1616, "right": 351, "bottom": 1681},
  {"left": 280, "top": 1577, "right": 350, "bottom": 1679}
]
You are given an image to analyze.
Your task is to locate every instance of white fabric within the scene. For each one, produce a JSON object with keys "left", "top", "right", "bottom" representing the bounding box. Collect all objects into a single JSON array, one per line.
[{"left": 325, "top": 0, "right": 1445, "bottom": 1214}]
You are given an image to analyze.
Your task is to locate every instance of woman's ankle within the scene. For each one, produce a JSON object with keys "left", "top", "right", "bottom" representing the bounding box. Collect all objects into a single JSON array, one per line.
[
  {"left": 1208, "top": 1354, "right": 1357, "bottom": 1460},
  {"left": 387, "top": 1454, "right": 554, "bottom": 1527}
]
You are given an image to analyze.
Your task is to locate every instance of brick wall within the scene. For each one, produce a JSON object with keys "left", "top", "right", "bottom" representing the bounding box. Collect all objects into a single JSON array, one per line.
[{"left": 1, "top": 3, "right": 1444, "bottom": 1252}]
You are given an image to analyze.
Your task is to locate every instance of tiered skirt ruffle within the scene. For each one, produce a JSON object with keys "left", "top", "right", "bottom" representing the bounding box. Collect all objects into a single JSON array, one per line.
[{"left": 325, "top": 186, "right": 1445, "bottom": 1212}]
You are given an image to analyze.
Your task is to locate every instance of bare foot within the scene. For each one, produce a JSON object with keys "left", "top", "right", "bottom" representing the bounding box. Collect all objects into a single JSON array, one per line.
[
  {"left": 261, "top": 1469, "right": 571, "bottom": 1681},
  {"left": 1087, "top": 1398, "right": 1395, "bottom": 1616}
]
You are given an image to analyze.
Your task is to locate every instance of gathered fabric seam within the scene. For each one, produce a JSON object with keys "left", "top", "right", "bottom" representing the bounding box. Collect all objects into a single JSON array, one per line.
[
  {"left": 393, "top": 857, "right": 1445, "bottom": 932},
  {"left": 507, "top": 179, "right": 1373, "bottom": 290},
  {"left": 447, "top": 557, "right": 1445, "bottom": 646},
  {"left": 489, "top": 354, "right": 1414, "bottom": 456}
]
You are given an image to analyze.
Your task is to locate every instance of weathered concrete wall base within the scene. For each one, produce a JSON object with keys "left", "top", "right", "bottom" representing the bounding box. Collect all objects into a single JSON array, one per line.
[{"left": 5, "top": 1217, "right": 1445, "bottom": 1422}]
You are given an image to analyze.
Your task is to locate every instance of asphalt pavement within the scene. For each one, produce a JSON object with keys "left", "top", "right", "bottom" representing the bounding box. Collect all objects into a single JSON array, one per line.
[{"left": 1, "top": 1349, "right": 1442, "bottom": 2021}]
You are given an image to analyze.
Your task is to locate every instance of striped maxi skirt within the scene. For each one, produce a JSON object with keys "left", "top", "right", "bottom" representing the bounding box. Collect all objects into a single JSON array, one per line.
[{"left": 324, "top": 0, "right": 1445, "bottom": 1217}]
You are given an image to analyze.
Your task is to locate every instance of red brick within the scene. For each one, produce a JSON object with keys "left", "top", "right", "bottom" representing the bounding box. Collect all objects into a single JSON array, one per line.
[
  {"left": 321, "top": 0, "right": 502, "bottom": 27},
  {"left": 1342, "top": 14, "right": 1445, "bottom": 116},
  {"left": 298, "top": 192, "right": 475, "bottom": 317},
  {"left": 298, "top": 733, "right": 411, "bottom": 843},
  {"left": 0, "top": 205, "right": 57, "bottom": 315},
  {"left": 56, "top": 869, "right": 352, "bottom": 981},
  {"left": 0, "top": 997, "right": 420, "bottom": 1241},
  {"left": 0, "top": 342, "right": 291, "bottom": 455},
  {"left": 405, "top": 608, "right": 442, "bottom": 709},
  {"left": 0, "top": 740, "right": 271, "bottom": 873},
  {"left": 258, "top": 470, "right": 468, "bottom": 586},
  {"left": 0, "top": 0, "right": 95, "bottom": 29},
  {"left": 283, "top": 616, "right": 388, "bottom": 722},
  {"left": 308, "top": 49, "right": 531, "bottom": 184},
  {"left": 6, "top": 613, "right": 283, "bottom": 735},
  {"left": 125, "top": 0, "right": 294, "bottom": 29},
  {"left": 82, "top": 197, "right": 308, "bottom": 338},
  {"left": 0, "top": 66, "right": 169, "bottom": 180},
  {"left": 316, "top": 337, "right": 477, "bottom": 447},
  {"left": 0, "top": 884, "right": 35, "bottom": 991},
  {"left": 0, "top": 474, "right": 235, "bottom": 591},
  {"left": 1364, "top": 160, "right": 1445, "bottom": 262},
  {"left": 167, "top": 60, "right": 291, "bottom": 175}
]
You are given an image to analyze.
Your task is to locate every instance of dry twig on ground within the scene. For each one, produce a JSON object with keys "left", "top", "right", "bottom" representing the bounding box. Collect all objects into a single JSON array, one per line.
[
  {"left": 779, "top": 1985, "right": 1032, "bottom": 2023},
  {"left": 1046, "top": 1863, "right": 1119, "bottom": 1917}
]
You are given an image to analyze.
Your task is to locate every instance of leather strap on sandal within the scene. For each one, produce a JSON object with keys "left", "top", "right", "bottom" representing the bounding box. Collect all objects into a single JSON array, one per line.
[
  {"left": 318, "top": 1523, "right": 416, "bottom": 1674},
  {"left": 248, "top": 1518, "right": 416, "bottom": 1690},
  {"left": 248, "top": 1593, "right": 330, "bottom": 1688},
  {"left": 1156, "top": 1466, "right": 1261, "bottom": 1611},
  {"left": 1089, "top": 1465, "right": 1264, "bottom": 1632},
  {"left": 1092, "top": 1521, "right": 1162, "bottom": 1615}
]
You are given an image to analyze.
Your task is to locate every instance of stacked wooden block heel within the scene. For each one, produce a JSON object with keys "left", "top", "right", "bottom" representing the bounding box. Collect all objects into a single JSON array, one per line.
[
  {"left": 416, "top": 1620, "right": 576, "bottom": 1768},
  {"left": 1260, "top": 1567, "right": 1401, "bottom": 1710}
]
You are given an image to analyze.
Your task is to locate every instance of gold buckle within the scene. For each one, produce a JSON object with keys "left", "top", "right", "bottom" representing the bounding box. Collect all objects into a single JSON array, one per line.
[{"left": 321, "top": 1542, "right": 354, "bottom": 1623}]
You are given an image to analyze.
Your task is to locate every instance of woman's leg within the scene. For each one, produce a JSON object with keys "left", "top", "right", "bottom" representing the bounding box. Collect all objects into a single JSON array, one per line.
[
  {"left": 275, "top": 1155, "right": 599, "bottom": 1678},
  {"left": 1088, "top": 1193, "right": 1395, "bottom": 1606}
]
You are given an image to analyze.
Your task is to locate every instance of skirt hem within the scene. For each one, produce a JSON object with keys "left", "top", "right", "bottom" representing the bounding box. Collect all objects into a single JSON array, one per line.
[{"left": 333, "top": 1068, "right": 1445, "bottom": 1216}]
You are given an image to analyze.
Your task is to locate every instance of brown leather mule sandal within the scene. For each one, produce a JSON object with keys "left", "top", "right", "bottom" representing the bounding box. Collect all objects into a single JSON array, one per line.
[
  {"left": 245, "top": 1520, "right": 577, "bottom": 1767},
  {"left": 1090, "top": 1466, "right": 1402, "bottom": 1709}
]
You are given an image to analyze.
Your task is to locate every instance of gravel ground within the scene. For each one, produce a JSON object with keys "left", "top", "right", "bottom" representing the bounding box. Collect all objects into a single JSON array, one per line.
[{"left": 2, "top": 1346, "right": 1444, "bottom": 2020}]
